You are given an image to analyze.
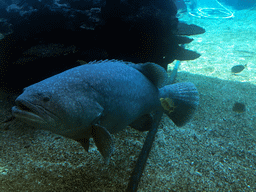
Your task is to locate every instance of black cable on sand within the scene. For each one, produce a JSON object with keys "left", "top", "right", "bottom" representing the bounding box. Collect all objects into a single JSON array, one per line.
[{"left": 126, "top": 59, "right": 180, "bottom": 192}]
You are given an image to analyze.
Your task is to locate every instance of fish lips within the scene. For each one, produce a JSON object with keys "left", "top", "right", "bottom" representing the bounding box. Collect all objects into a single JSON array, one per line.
[{"left": 12, "top": 99, "right": 56, "bottom": 126}]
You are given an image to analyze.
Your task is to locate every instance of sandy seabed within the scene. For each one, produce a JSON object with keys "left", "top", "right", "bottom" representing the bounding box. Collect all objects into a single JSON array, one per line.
[{"left": 1, "top": 9, "right": 256, "bottom": 192}]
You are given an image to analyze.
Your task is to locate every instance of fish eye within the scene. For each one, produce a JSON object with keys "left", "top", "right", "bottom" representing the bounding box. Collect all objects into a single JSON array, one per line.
[{"left": 43, "top": 96, "right": 50, "bottom": 102}]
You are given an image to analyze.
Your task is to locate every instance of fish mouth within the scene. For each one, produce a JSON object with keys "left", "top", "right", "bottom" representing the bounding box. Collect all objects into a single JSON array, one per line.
[{"left": 12, "top": 100, "right": 48, "bottom": 124}]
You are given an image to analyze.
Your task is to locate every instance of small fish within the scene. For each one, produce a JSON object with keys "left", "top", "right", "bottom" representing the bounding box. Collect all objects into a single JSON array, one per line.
[
  {"left": 10, "top": 60, "right": 199, "bottom": 163},
  {"left": 231, "top": 64, "right": 247, "bottom": 74},
  {"left": 232, "top": 102, "right": 246, "bottom": 113},
  {"left": 233, "top": 49, "right": 255, "bottom": 58}
]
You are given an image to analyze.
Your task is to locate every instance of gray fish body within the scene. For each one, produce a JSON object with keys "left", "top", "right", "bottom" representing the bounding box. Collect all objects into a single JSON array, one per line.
[{"left": 12, "top": 60, "right": 199, "bottom": 162}]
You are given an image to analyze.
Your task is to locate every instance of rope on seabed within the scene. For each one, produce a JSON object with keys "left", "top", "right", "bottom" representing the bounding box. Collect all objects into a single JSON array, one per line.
[
  {"left": 188, "top": 0, "right": 234, "bottom": 19},
  {"left": 126, "top": 49, "right": 183, "bottom": 191}
]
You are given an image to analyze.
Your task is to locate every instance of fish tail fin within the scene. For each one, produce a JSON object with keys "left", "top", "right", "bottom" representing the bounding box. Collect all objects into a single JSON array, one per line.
[{"left": 159, "top": 82, "right": 199, "bottom": 127}]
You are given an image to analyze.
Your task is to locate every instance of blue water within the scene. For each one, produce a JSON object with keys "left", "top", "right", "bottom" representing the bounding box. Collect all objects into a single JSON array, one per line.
[{"left": 220, "top": 0, "right": 256, "bottom": 9}]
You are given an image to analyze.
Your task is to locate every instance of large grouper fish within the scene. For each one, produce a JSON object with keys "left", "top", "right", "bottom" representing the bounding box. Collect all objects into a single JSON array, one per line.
[{"left": 11, "top": 60, "right": 199, "bottom": 163}]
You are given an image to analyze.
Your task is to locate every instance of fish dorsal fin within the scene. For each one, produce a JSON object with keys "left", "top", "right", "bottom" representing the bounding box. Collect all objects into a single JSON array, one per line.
[
  {"left": 91, "top": 124, "right": 114, "bottom": 164},
  {"left": 128, "top": 62, "right": 168, "bottom": 88},
  {"left": 88, "top": 60, "right": 167, "bottom": 87}
]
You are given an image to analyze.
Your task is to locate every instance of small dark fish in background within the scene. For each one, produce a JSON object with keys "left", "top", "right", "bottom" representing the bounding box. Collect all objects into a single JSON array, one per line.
[
  {"left": 233, "top": 49, "right": 255, "bottom": 58},
  {"left": 232, "top": 102, "right": 246, "bottom": 113},
  {"left": 231, "top": 64, "right": 247, "bottom": 74},
  {"left": 9, "top": 60, "right": 199, "bottom": 163}
]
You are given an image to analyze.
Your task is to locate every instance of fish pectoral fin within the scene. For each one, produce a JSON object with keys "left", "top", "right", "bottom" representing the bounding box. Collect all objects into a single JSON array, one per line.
[
  {"left": 91, "top": 124, "right": 114, "bottom": 164},
  {"left": 76, "top": 138, "right": 90, "bottom": 152}
]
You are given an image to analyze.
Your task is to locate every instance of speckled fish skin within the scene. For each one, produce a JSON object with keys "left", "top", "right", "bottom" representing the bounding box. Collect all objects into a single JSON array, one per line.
[{"left": 11, "top": 60, "right": 199, "bottom": 162}]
